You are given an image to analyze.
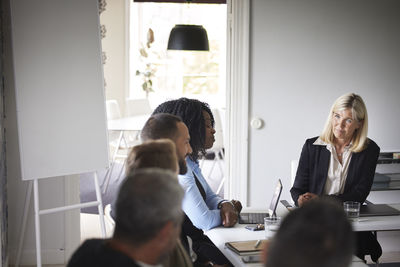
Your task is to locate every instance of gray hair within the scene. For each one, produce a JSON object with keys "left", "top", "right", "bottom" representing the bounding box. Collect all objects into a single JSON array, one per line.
[{"left": 113, "top": 168, "right": 184, "bottom": 245}]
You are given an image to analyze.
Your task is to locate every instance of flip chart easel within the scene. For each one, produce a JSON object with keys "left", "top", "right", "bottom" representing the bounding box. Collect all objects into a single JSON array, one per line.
[
  {"left": 9, "top": 0, "right": 110, "bottom": 266},
  {"left": 15, "top": 174, "right": 107, "bottom": 267}
]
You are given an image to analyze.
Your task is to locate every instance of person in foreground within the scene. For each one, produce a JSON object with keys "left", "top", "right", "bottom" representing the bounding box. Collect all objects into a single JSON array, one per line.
[
  {"left": 290, "top": 92, "right": 381, "bottom": 261},
  {"left": 67, "top": 168, "right": 184, "bottom": 267},
  {"left": 264, "top": 198, "right": 354, "bottom": 267},
  {"left": 124, "top": 139, "right": 193, "bottom": 267},
  {"left": 152, "top": 97, "right": 242, "bottom": 230},
  {"left": 140, "top": 113, "right": 232, "bottom": 267}
]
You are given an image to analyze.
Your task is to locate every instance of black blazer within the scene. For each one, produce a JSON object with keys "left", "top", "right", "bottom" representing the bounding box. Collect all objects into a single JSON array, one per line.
[{"left": 290, "top": 136, "right": 380, "bottom": 206}]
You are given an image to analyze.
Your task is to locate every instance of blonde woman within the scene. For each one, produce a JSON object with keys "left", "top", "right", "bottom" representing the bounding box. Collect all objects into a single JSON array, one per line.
[
  {"left": 291, "top": 93, "right": 379, "bottom": 206},
  {"left": 290, "top": 93, "right": 381, "bottom": 262}
]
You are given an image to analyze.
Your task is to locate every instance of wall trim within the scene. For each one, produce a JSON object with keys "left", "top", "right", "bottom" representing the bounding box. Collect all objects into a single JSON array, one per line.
[{"left": 225, "top": 0, "right": 249, "bottom": 206}]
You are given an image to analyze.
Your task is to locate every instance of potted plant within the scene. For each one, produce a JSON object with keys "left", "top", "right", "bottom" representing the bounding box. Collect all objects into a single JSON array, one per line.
[{"left": 136, "top": 28, "right": 159, "bottom": 98}]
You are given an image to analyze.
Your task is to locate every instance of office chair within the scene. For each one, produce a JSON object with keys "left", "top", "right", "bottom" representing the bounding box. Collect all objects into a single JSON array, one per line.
[{"left": 102, "top": 100, "right": 134, "bottom": 193}]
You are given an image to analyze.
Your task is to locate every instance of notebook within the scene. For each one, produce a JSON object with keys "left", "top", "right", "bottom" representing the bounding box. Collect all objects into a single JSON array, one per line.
[
  {"left": 239, "top": 179, "right": 283, "bottom": 224},
  {"left": 360, "top": 204, "right": 400, "bottom": 217},
  {"left": 225, "top": 240, "right": 268, "bottom": 256}
]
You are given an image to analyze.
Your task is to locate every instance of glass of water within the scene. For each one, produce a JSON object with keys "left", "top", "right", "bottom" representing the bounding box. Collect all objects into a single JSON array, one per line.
[
  {"left": 264, "top": 216, "right": 281, "bottom": 239},
  {"left": 343, "top": 201, "right": 360, "bottom": 221}
]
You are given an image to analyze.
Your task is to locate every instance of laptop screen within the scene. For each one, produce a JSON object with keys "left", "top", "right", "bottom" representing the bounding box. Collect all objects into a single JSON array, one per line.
[{"left": 268, "top": 179, "right": 283, "bottom": 217}]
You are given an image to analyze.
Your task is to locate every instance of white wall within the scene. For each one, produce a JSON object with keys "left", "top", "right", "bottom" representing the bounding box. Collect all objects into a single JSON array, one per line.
[
  {"left": 102, "top": 0, "right": 129, "bottom": 114},
  {"left": 248, "top": 0, "right": 400, "bottom": 207}
]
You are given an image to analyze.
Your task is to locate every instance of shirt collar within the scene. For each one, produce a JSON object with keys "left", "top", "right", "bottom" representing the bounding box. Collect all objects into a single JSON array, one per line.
[
  {"left": 313, "top": 137, "right": 353, "bottom": 150},
  {"left": 313, "top": 137, "right": 328, "bottom": 146}
]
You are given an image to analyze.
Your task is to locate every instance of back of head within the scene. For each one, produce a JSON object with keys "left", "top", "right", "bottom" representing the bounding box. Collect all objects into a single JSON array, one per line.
[
  {"left": 126, "top": 139, "right": 178, "bottom": 175},
  {"left": 265, "top": 198, "right": 354, "bottom": 267},
  {"left": 152, "top": 97, "right": 214, "bottom": 161},
  {"left": 114, "top": 168, "right": 184, "bottom": 246},
  {"left": 321, "top": 92, "right": 369, "bottom": 152},
  {"left": 140, "top": 113, "right": 182, "bottom": 142}
]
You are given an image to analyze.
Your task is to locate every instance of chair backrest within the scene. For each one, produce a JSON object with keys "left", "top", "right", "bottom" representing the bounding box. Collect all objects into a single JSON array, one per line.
[
  {"left": 125, "top": 98, "right": 152, "bottom": 117},
  {"left": 290, "top": 159, "right": 298, "bottom": 187},
  {"left": 106, "top": 100, "right": 121, "bottom": 120}
]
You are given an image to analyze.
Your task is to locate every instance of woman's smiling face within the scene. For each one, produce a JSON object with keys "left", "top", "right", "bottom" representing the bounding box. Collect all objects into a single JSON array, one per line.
[{"left": 331, "top": 108, "right": 361, "bottom": 143}]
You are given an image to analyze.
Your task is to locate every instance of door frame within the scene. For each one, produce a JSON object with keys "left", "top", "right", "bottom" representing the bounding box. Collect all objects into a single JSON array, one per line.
[{"left": 225, "top": 0, "right": 250, "bottom": 206}]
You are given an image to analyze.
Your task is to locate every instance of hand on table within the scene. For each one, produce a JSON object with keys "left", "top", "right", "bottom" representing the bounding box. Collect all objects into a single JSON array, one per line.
[
  {"left": 231, "top": 199, "right": 242, "bottom": 213},
  {"left": 220, "top": 201, "right": 239, "bottom": 227}
]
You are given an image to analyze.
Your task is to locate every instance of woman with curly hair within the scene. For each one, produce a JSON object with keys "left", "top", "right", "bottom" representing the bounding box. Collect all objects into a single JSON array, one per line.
[{"left": 153, "top": 98, "right": 242, "bottom": 230}]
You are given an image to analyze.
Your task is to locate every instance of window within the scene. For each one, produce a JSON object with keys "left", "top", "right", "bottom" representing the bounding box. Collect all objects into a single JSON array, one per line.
[{"left": 129, "top": 2, "right": 227, "bottom": 109}]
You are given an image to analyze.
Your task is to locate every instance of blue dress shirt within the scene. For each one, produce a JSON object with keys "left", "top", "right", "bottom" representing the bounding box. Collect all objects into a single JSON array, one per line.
[{"left": 178, "top": 158, "right": 224, "bottom": 230}]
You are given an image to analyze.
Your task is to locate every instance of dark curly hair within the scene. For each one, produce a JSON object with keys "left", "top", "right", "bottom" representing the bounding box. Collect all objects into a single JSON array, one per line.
[{"left": 152, "top": 98, "right": 214, "bottom": 161}]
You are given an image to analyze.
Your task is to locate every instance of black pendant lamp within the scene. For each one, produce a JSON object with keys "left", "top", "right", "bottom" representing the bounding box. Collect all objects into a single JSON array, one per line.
[{"left": 167, "top": 24, "right": 209, "bottom": 51}]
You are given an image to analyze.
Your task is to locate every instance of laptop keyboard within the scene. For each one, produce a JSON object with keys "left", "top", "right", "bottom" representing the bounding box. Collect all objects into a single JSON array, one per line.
[{"left": 239, "top": 212, "right": 268, "bottom": 224}]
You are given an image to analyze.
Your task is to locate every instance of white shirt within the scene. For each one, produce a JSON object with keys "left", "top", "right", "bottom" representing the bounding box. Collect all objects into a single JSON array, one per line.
[{"left": 313, "top": 137, "right": 353, "bottom": 195}]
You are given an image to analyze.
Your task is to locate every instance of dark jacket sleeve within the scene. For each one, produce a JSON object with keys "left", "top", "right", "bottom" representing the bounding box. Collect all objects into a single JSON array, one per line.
[
  {"left": 290, "top": 138, "right": 315, "bottom": 206},
  {"left": 336, "top": 139, "right": 380, "bottom": 203}
]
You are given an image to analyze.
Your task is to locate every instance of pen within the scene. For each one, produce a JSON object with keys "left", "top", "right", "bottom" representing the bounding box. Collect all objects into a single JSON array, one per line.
[{"left": 254, "top": 239, "right": 261, "bottom": 248}]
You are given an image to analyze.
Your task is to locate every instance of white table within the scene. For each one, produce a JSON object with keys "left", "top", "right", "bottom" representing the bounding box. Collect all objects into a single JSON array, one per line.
[
  {"left": 352, "top": 204, "right": 400, "bottom": 232},
  {"left": 107, "top": 114, "right": 150, "bottom": 131},
  {"left": 205, "top": 224, "right": 369, "bottom": 267},
  {"left": 205, "top": 205, "right": 400, "bottom": 267},
  {"left": 274, "top": 203, "right": 400, "bottom": 232}
]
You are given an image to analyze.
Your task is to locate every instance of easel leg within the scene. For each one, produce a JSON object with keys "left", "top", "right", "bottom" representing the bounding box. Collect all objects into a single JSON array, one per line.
[
  {"left": 94, "top": 172, "right": 106, "bottom": 237},
  {"left": 33, "top": 179, "right": 42, "bottom": 267},
  {"left": 15, "top": 181, "right": 33, "bottom": 267}
]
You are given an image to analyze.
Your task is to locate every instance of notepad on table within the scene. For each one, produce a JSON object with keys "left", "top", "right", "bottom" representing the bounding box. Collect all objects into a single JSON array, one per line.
[{"left": 225, "top": 240, "right": 268, "bottom": 256}]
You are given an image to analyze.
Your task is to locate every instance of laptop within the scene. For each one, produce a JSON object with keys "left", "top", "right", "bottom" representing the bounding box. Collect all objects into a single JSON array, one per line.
[
  {"left": 360, "top": 204, "right": 400, "bottom": 217},
  {"left": 239, "top": 179, "right": 283, "bottom": 224}
]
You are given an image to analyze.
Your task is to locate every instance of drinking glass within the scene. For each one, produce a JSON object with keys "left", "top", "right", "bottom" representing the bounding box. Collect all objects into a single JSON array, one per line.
[
  {"left": 264, "top": 216, "right": 281, "bottom": 239},
  {"left": 343, "top": 201, "right": 360, "bottom": 221}
]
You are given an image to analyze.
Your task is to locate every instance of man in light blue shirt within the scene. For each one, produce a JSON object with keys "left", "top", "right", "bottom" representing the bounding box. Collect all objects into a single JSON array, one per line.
[{"left": 153, "top": 98, "right": 242, "bottom": 231}]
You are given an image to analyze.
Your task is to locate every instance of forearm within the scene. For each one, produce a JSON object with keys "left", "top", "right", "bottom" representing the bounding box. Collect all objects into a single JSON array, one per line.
[
  {"left": 290, "top": 187, "right": 303, "bottom": 206},
  {"left": 204, "top": 183, "right": 224, "bottom": 209},
  {"left": 182, "top": 198, "right": 221, "bottom": 230}
]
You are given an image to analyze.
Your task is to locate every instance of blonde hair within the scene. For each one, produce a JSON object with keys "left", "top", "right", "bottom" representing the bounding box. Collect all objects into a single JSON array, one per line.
[{"left": 320, "top": 93, "right": 369, "bottom": 152}]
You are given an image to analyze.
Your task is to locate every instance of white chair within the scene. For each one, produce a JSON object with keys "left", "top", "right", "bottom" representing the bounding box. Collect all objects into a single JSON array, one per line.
[
  {"left": 123, "top": 98, "right": 152, "bottom": 145},
  {"left": 285, "top": 159, "right": 299, "bottom": 206},
  {"left": 290, "top": 159, "right": 298, "bottom": 187},
  {"left": 102, "top": 100, "right": 133, "bottom": 193},
  {"left": 125, "top": 98, "right": 152, "bottom": 117},
  {"left": 106, "top": 99, "right": 121, "bottom": 120},
  {"left": 201, "top": 108, "right": 225, "bottom": 195}
]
